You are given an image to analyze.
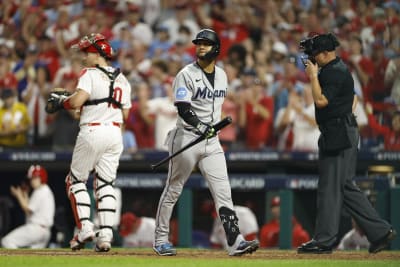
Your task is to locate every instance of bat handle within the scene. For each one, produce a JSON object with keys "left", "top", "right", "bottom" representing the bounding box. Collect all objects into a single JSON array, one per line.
[{"left": 150, "top": 163, "right": 160, "bottom": 171}]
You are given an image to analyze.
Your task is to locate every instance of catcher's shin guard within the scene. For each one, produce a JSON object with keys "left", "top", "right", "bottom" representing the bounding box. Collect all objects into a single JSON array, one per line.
[
  {"left": 66, "top": 173, "right": 92, "bottom": 229},
  {"left": 94, "top": 173, "right": 116, "bottom": 241},
  {"left": 219, "top": 206, "right": 241, "bottom": 246}
]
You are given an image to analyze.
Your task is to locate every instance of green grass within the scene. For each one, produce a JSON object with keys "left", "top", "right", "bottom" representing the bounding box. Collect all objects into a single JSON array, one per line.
[
  {"left": 0, "top": 249, "right": 399, "bottom": 267},
  {"left": 0, "top": 256, "right": 398, "bottom": 267}
]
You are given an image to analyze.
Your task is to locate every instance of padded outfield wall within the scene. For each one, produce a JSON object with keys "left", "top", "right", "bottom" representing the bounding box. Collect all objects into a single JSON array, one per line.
[{"left": 0, "top": 149, "right": 399, "bottom": 249}]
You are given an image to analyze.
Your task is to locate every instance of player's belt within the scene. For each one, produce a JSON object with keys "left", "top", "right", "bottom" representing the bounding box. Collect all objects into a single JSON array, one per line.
[
  {"left": 183, "top": 127, "right": 200, "bottom": 135},
  {"left": 81, "top": 122, "right": 121, "bottom": 128},
  {"left": 183, "top": 127, "right": 216, "bottom": 138}
]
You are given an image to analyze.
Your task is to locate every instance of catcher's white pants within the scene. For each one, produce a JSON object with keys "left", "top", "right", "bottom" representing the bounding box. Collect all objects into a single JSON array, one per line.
[
  {"left": 71, "top": 124, "right": 123, "bottom": 181},
  {"left": 68, "top": 124, "right": 123, "bottom": 242}
]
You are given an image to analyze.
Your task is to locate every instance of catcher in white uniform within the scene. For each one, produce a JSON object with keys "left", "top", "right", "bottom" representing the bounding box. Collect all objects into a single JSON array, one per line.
[
  {"left": 44, "top": 33, "right": 131, "bottom": 252},
  {"left": 1, "top": 165, "right": 55, "bottom": 248},
  {"left": 153, "top": 29, "right": 259, "bottom": 256}
]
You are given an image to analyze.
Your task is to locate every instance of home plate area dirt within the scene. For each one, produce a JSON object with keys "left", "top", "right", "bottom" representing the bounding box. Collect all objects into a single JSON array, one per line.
[{"left": 1, "top": 249, "right": 399, "bottom": 260}]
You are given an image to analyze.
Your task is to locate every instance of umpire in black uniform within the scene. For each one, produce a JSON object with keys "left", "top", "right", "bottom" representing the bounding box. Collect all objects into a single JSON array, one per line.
[{"left": 297, "top": 33, "right": 396, "bottom": 254}]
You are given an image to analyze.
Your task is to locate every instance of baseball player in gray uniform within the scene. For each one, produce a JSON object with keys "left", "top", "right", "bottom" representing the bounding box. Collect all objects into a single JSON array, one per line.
[
  {"left": 153, "top": 29, "right": 259, "bottom": 256},
  {"left": 45, "top": 33, "right": 131, "bottom": 252}
]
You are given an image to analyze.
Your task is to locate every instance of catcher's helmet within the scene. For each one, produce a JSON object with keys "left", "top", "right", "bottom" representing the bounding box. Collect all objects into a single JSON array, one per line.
[
  {"left": 27, "top": 165, "right": 48, "bottom": 184},
  {"left": 192, "top": 29, "right": 220, "bottom": 60},
  {"left": 71, "top": 33, "right": 114, "bottom": 59}
]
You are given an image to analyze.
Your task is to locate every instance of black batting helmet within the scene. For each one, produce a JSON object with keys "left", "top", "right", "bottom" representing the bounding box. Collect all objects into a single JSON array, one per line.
[{"left": 192, "top": 29, "right": 220, "bottom": 60}]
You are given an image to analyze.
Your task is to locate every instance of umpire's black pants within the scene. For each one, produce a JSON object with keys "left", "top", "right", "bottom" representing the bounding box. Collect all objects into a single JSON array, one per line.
[{"left": 315, "top": 123, "right": 391, "bottom": 247}]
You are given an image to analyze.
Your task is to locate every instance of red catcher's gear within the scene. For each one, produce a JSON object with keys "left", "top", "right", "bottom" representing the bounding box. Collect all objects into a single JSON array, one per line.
[{"left": 71, "top": 33, "right": 114, "bottom": 59}]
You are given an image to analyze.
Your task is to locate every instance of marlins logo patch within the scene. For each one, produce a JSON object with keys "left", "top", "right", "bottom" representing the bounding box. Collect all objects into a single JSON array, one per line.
[{"left": 176, "top": 87, "right": 187, "bottom": 100}]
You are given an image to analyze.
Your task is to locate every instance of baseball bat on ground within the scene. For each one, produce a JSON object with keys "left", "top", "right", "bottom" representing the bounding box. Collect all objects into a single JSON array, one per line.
[{"left": 150, "top": 116, "right": 232, "bottom": 171}]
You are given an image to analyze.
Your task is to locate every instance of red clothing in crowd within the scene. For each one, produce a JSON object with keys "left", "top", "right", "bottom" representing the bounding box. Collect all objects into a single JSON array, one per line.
[
  {"left": 0, "top": 72, "right": 18, "bottom": 90},
  {"left": 244, "top": 96, "right": 274, "bottom": 149},
  {"left": 38, "top": 49, "right": 60, "bottom": 82},
  {"left": 367, "top": 114, "right": 400, "bottom": 151},
  {"left": 343, "top": 52, "right": 374, "bottom": 99},
  {"left": 126, "top": 101, "right": 155, "bottom": 149},
  {"left": 259, "top": 217, "right": 310, "bottom": 248},
  {"left": 212, "top": 20, "right": 249, "bottom": 59},
  {"left": 365, "top": 48, "right": 390, "bottom": 112}
]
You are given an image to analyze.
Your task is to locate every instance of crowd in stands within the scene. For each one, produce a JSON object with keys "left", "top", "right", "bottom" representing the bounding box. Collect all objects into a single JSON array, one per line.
[{"left": 1, "top": 0, "right": 400, "bottom": 152}]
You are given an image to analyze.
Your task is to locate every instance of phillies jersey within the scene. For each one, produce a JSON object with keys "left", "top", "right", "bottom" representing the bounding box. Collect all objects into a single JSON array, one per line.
[
  {"left": 27, "top": 184, "right": 55, "bottom": 228},
  {"left": 77, "top": 67, "right": 132, "bottom": 125}
]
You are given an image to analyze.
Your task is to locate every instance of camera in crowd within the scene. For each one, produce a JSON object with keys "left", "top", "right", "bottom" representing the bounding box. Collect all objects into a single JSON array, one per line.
[{"left": 299, "top": 33, "right": 340, "bottom": 66}]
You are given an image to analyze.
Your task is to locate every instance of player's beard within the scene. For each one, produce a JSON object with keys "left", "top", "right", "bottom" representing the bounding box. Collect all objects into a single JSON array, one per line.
[
  {"left": 196, "top": 51, "right": 207, "bottom": 60},
  {"left": 197, "top": 50, "right": 214, "bottom": 62}
]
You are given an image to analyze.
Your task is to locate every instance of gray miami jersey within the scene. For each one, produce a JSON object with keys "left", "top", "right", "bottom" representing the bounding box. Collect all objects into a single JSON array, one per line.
[{"left": 173, "top": 62, "right": 227, "bottom": 127}]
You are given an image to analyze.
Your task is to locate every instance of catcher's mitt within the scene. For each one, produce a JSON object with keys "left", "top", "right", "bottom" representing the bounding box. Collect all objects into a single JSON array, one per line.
[{"left": 45, "top": 88, "right": 71, "bottom": 114}]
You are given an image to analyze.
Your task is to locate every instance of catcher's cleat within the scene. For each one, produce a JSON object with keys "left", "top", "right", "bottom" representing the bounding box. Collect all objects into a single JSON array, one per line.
[
  {"left": 95, "top": 241, "right": 111, "bottom": 252},
  {"left": 228, "top": 239, "right": 259, "bottom": 256},
  {"left": 70, "top": 234, "right": 94, "bottom": 251},
  {"left": 153, "top": 243, "right": 177, "bottom": 256},
  {"left": 369, "top": 228, "right": 397, "bottom": 254},
  {"left": 70, "top": 224, "right": 95, "bottom": 251}
]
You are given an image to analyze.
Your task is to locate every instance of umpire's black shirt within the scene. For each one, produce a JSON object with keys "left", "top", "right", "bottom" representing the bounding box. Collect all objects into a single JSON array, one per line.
[{"left": 315, "top": 56, "right": 354, "bottom": 125}]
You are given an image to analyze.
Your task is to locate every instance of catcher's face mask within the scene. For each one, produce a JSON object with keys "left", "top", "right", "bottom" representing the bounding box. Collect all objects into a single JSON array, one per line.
[{"left": 71, "top": 33, "right": 114, "bottom": 59}]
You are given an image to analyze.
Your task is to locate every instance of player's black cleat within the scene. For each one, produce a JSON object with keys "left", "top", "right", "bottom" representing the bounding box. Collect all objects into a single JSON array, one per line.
[
  {"left": 229, "top": 239, "right": 259, "bottom": 256},
  {"left": 297, "top": 240, "right": 333, "bottom": 254}
]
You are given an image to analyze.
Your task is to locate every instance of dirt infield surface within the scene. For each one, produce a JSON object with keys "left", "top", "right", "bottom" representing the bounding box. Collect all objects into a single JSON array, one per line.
[{"left": 1, "top": 248, "right": 399, "bottom": 260}]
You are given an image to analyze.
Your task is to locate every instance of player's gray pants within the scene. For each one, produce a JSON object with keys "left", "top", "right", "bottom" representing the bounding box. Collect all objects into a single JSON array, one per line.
[
  {"left": 315, "top": 124, "right": 391, "bottom": 247},
  {"left": 154, "top": 128, "right": 234, "bottom": 245}
]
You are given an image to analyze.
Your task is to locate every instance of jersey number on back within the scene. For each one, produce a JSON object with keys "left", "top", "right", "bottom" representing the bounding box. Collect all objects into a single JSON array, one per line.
[{"left": 109, "top": 87, "right": 122, "bottom": 109}]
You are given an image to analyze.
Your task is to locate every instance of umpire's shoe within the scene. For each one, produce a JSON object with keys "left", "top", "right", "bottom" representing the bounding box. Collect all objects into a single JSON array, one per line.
[
  {"left": 369, "top": 228, "right": 397, "bottom": 254},
  {"left": 153, "top": 243, "right": 177, "bottom": 256},
  {"left": 297, "top": 240, "right": 332, "bottom": 254},
  {"left": 228, "top": 239, "right": 259, "bottom": 256}
]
